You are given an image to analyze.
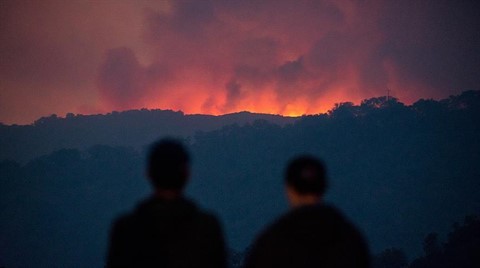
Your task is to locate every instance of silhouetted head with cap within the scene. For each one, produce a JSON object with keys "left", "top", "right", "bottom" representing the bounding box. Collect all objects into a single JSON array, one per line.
[
  {"left": 284, "top": 155, "right": 328, "bottom": 207},
  {"left": 147, "top": 138, "right": 190, "bottom": 199}
]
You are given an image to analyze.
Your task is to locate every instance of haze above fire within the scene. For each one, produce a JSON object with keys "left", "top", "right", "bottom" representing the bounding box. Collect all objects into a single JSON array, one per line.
[{"left": 1, "top": 0, "right": 479, "bottom": 124}]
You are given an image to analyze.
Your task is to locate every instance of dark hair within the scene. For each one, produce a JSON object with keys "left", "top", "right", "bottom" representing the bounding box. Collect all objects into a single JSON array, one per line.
[
  {"left": 285, "top": 155, "right": 327, "bottom": 195},
  {"left": 147, "top": 138, "right": 190, "bottom": 190}
]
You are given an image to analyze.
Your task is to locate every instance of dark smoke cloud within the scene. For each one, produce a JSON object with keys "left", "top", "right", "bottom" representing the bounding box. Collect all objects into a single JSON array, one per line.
[
  {"left": 1, "top": 0, "right": 479, "bottom": 123},
  {"left": 98, "top": 48, "right": 148, "bottom": 110},
  {"left": 379, "top": 0, "right": 480, "bottom": 93},
  {"left": 223, "top": 79, "right": 243, "bottom": 112}
]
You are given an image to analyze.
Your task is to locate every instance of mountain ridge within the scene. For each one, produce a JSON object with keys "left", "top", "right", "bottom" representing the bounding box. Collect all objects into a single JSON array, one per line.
[{"left": 0, "top": 109, "right": 298, "bottom": 163}]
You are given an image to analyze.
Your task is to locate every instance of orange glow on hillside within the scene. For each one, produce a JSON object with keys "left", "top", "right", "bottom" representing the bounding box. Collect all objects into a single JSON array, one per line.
[{"left": 140, "top": 82, "right": 368, "bottom": 117}]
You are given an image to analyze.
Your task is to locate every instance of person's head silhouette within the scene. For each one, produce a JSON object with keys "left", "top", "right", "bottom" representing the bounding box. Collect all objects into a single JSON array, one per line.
[
  {"left": 147, "top": 138, "right": 190, "bottom": 198},
  {"left": 284, "top": 155, "right": 327, "bottom": 208},
  {"left": 107, "top": 138, "right": 227, "bottom": 267},
  {"left": 245, "top": 155, "right": 369, "bottom": 268}
]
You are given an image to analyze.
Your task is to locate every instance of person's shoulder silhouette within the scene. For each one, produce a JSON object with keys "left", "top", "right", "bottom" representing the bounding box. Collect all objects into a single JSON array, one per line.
[
  {"left": 106, "top": 138, "right": 227, "bottom": 268},
  {"left": 244, "top": 155, "right": 370, "bottom": 268}
]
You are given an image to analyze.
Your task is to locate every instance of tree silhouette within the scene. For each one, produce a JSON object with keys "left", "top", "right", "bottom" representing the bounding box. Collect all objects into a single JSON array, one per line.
[
  {"left": 410, "top": 215, "right": 480, "bottom": 268},
  {"left": 1, "top": 91, "right": 479, "bottom": 267}
]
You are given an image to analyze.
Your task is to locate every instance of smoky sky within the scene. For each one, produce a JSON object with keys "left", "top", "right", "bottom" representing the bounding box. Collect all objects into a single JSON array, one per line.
[{"left": 1, "top": 0, "right": 479, "bottom": 124}]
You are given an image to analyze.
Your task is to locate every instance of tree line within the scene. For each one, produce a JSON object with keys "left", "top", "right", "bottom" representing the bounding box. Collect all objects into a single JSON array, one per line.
[{"left": 1, "top": 91, "right": 479, "bottom": 267}]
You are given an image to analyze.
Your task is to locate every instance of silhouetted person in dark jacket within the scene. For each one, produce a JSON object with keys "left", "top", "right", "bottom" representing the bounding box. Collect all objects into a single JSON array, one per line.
[
  {"left": 106, "top": 138, "right": 227, "bottom": 268},
  {"left": 244, "top": 155, "right": 370, "bottom": 268}
]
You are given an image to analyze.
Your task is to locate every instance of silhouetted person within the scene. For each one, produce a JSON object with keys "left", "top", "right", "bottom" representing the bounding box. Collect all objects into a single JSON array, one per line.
[
  {"left": 244, "top": 155, "right": 370, "bottom": 268},
  {"left": 106, "top": 138, "right": 227, "bottom": 268}
]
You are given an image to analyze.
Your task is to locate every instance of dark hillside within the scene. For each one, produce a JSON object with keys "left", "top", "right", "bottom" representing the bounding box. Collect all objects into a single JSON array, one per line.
[
  {"left": 0, "top": 110, "right": 296, "bottom": 163},
  {"left": 1, "top": 91, "right": 479, "bottom": 267}
]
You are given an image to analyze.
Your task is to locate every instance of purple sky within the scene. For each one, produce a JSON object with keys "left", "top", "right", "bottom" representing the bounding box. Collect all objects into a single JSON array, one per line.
[{"left": 1, "top": 0, "right": 479, "bottom": 124}]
